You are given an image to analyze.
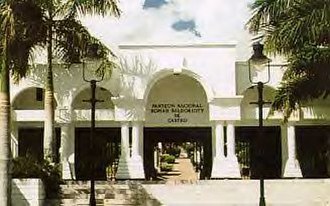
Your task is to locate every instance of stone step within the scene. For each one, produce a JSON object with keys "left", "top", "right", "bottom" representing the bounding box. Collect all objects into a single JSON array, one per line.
[
  {"left": 57, "top": 181, "right": 161, "bottom": 206},
  {"left": 60, "top": 198, "right": 131, "bottom": 205}
]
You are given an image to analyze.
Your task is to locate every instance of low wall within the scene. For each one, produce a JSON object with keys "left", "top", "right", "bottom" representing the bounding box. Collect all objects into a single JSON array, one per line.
[
  {"left": 12, "top": 179, "right": 45, "bottom": 206},
  {"left": 143, "top": 179, "right": 330, "bottom": 205}
]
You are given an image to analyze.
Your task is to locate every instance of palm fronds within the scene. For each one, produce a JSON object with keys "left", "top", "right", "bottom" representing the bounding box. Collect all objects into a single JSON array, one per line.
[
  {"left": 54, "top": 17, "right": 110, "bottom": 63},
  {"left": 0, "top": 0, "right": 47, "bottom": 80},
  {"left": 61, "top": 0, "right": 121, "bottom": 18},
  {"left": 247, "top": 0, "right": 330, "bottom": 120}
]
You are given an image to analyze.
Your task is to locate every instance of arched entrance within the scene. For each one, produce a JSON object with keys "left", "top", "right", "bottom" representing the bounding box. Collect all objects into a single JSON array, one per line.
[
  {"left": 12, "top": 87, "right": 60, "bottom": 162},
  {"left": 144, "top": 73, "right": 212, "bottom": 180},
  {"left": 238, "top": 86, "right": 282, "bottom": 179},
  {"left": 72, "top": 86, "right": 120, "bottom": 180}
]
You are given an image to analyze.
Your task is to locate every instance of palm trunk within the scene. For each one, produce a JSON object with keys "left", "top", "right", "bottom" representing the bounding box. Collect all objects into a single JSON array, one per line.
[
  {"left": 44, "top": 13, "right": 56, "bottom": 162},
  {"left": 0, "top": 44, "right": 12, "bottom": 206}
]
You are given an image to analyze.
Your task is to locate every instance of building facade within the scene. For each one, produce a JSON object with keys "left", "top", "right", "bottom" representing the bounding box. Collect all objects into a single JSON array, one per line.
[{"left": 10, "top": 43, "right": 330, "bottom": 180}]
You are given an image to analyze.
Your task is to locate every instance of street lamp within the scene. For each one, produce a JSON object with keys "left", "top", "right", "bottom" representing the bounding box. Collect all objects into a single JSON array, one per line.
[
  {"left": 82, "top": 44, "right": 105, "bottom": 206},
  {"left": 248, "top": 42, "right": 271, "bottom": 206}
]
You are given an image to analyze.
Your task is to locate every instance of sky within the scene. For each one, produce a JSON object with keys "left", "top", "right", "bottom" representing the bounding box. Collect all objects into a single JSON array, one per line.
[{"left": 79, "top": 0, "right": 253, "bottom": 59}]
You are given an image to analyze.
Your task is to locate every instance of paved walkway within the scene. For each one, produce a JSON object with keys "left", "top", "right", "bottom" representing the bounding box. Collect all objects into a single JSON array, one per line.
[
  {"left": 163, "top": 157, "right": 198, "bottom": 182},
  {"left": 158, "top": 149, "right": 198, "bottom": 183}
]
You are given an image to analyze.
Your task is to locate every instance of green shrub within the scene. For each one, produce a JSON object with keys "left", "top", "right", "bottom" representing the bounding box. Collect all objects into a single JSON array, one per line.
[
  {"left": 12, "top": 155, "right": 62, "bottom": 199},
  {"left": 166, "top": 147, "right": 181, "bottom": 157},
  {"left": 160, "top": 163, "right": 173, "bottom": 171},
  {"left": 160, "top": 154, "right": 176, "bottom": 164},
  {"left": 183, "top": 143, "right": 195, "bottom": 158}
]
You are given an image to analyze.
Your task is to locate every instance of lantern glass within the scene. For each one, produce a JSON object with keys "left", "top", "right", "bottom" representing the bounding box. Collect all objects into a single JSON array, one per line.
[{"left": 248, "top": 42, "right": 271, "bottom": 84}]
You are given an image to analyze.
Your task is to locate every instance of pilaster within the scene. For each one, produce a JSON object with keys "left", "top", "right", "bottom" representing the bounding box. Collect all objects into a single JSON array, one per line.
[
  {"left": 282, "top": 124, "right": 302, "bottom": 178},
  {"left": 116, "top": 121, "right": 131, "bottom": 179},
  {"left": 211, "top": 121, "right": 227, "bottom": 178},
  {"left": 10, "top": 122, "right": 19, "bottom": 158},
  {"left": 128, "top": 121, "right": 145, "bottom": 179},
  {"left": 60, "top": 122, "right": 75, "bottom": 180},
  {"left": 224, "top": 122, "right": 241, "bottom": 178}
]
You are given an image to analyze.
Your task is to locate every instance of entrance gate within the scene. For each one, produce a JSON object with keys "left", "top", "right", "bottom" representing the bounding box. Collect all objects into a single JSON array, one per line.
[
  {"left": 18, "top": 128, "right": 61, "bottom": 162},
  {"left": 75, "top": 128, "right": 120, "bottom": 180},
  {"left": 296, "top": 126, "right": 330, "bottom": 178},
  {"left": 144, "top": 127, "right": 212, "bottom": 180},
  {"left": 235, "top": 126, "right": 282, "bottom": 179}
]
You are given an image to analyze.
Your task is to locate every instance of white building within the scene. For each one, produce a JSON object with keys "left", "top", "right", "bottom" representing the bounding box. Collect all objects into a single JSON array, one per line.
[
  {"left": 10, "top": 42, "right": 330, "bottom": 180},
  {"left": 8, "top": 0, "right": 330, "bottom": 180}
]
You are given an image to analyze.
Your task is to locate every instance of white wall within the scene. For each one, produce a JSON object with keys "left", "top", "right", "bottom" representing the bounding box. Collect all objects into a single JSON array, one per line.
[{"left": 9, "top": 43, "right": 330, "bottom": 123}]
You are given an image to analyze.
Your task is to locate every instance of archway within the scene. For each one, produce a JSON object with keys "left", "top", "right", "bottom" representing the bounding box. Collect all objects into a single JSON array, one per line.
[
  {"left": 72, "top": 86, "right": 120, "bottom": 180},
  {"left": 240, "top": 85, "right": 275, "bottom": 120},
  {"left": 237, "top": 86, "right": 281, "bottom": 179},
  {"left": 13, "top": 87, "right": 58, "bottom": 110},
  {"left": 12, "top": 87, "right": 60, "bottom": 161},
  {"left": 72, "top": 86, "right": 114, "bottom": 110},
  {"left": 144, "top": 73, "right": 212, "bottom": 180}
]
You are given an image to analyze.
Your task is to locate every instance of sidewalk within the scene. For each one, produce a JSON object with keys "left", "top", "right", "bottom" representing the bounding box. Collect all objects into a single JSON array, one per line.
[
  {"left": 158, "top": 149, "right": 198, "bottom": 183},
  {"left": 143, "top": 179, "right": 330, "bottom": 205},
  {"left": 165, "top": 157, "right": 198, "bottom": 182}
]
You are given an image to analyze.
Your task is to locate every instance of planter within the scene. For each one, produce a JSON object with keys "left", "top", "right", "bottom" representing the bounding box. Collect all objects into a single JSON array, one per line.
[{"left": 12, "top": 178, "right": 45, "bottom": 206}]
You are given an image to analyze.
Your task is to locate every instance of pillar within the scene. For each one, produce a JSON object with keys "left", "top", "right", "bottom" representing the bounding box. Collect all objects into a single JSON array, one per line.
[
  {"left": 138, "top": 122, "right": 144, "bottom": 158},
  {"left": 225, "top": 122, "right": 241, "bottom": 178},
  {"left": 283, "top": 124, "right": 302, "bottom": 177},
  {"left": 60, "top": 123, "right": 75, "bottom": 180},
  {"left": 116, "top": 122, "right": 131, "bottom": 179},
  {"left": 211, "top": 121, "right": 226, "bottom": 178},
  {"left": 10, "top": 122, "right": 19, "bottom": 158},
  {"left": 128, "top": 121, "right": 145, "bottom": 179}
]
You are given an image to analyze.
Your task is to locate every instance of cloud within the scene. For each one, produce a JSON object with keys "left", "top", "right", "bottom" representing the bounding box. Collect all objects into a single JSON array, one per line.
[
  {"left": 144, "top": 0, "right": 168, "bottom": 9},
  {"left": 79, "top": 0, "right": 253, "bottom": 59},
  {"left": 172, "top": 20, "right": 201, "bottom": 37}
]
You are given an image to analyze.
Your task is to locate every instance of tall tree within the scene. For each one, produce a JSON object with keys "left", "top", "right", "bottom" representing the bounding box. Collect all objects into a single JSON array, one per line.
[
  {"left": 0, "top": 0, "right": 47, "bottom": 205},
  {"left": 1, "top": 0, "right": 119, "bottom": 203},
  {"left": 39, "top": 0, "right": 120, "bottom": 161},
  {"left": 247, "top": 0, "right": 330, "bottom": 119}
]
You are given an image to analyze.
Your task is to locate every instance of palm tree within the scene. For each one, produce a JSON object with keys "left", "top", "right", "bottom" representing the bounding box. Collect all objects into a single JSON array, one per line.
[
  {"left": 247, "top": 0, "right": 330, "bottom": 119},
  {"left": 39, "top": 0, "right": 120, "bottom": 162},
  {"left": 0, "top": 1, "right": 46, "bottom": 204},
  {"left": 1, "top": 0, "right": 119, "bottom": 203}
]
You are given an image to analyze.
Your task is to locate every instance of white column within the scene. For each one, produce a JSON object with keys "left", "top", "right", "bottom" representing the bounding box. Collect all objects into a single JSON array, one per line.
[
  {"left": 215, "top": 122, "right": 225, "bottom": 158},
  {"left": 211, "top": 121, "right": 226, "bottom": 178},
  {"left": 121, "top": 122, "right": 130, "bottom": 159},
  {"left": 10, "top": 122, "right": 19, "bottom": 158},
  {"left": 60, "top": 123, "right": 75, "bottom": 180},
  {"left": 116, "top": 122, "right": 131, "bottom": 179},
  {"left": 224, "top": 122, "right": 241, "bottom": 178},
  {"left": 131, "top": 122, "right": 140, "bottom": 157},
  {"left": 283, "top": 124, "right": 302, "bottom": 177},
  {"left": 154, "top": 146, "right": 160, "bottom": 173},
  {"left": 227, "top": 123, "right": 236, "bottom": 158},
  {"left": 138, "top": 124, "right": 144, "bottom": 158},
  {"left": 128, "top": 121, "right": 145, "bottom": 179}
]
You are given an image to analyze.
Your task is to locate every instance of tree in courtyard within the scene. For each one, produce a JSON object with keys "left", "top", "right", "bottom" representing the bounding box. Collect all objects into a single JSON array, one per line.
[
  {"left": 36, "top": 0, "right": 120, "bottom": 162},
  {"left": 247, "top": 0, "right": 330, "bottom": 119},
  {"left": 0, "top": 1, "right": 47, "bottom": 204}
]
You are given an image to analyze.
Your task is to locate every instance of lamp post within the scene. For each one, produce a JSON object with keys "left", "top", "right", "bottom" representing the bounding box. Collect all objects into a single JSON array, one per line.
[
  {"left": 248, "top": 42, "right": 271, "bottom": 206},
  {"left": 82, "top": 44, "right": 104, "bottom": 206}
]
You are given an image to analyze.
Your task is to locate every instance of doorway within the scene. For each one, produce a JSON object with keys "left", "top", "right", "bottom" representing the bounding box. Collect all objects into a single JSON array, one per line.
[
  {"left": 18, "top": 128, "right": 61, "bottom": 162},
  {"left": 75, "top": 128, "right": 120, "bottom": 180},
  {"left": 296, "top": 126, "right": 330, "bottom": 178},
  {"left": 144, "top": 127, "right": 212, "bottom": 181},
  {"left": 235, "top": 126, "right": 282, "bottom": 179}
]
